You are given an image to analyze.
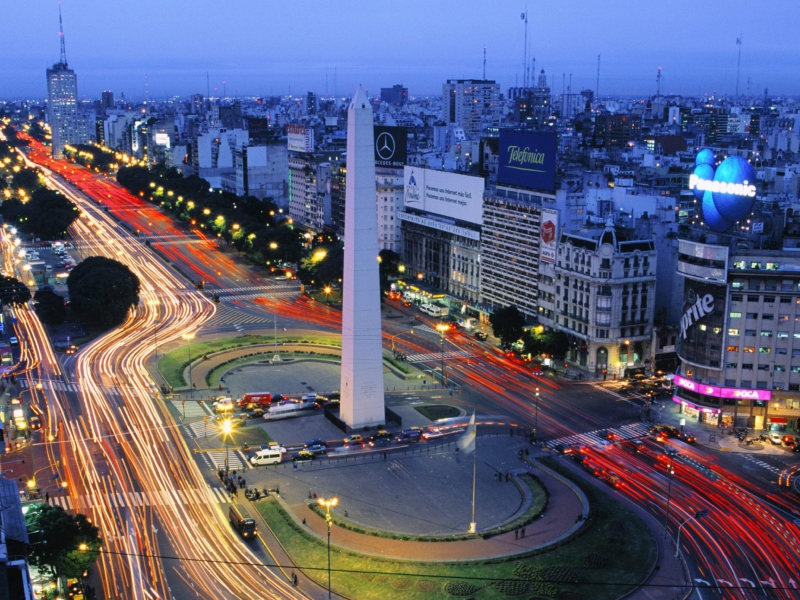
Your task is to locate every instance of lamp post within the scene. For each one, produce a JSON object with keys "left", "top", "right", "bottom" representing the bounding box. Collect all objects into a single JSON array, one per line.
[
  {"left": 390, "top": 329, "right": 414, "bottom": 354},
  {"left": 663, "top": 448, "right": 678, "bottom": 536},
  {"left": 436, "top": 322, "right": 450, "bottom": 387},
  {"left": 323, "top": 285, "right": 332, "bottom": 304},
  {"left": 182, "top": 332, "right": 195, "bottom": 398},
  {"left": 222, "top": 419, "right": 232, "bottom": 475},
  {"left": 318, "top": 496, "right": 339, "bottom": 599},
  {"left": 675, "top": 509, "right": 709, "bottom": 558},
  {"left": 534, "top": 387, "right": 540, "bottom": 439}
]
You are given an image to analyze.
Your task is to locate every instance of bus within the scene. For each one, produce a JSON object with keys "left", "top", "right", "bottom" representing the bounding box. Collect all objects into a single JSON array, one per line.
[
  {"left": 262, "top": 401, "right": 317, "bottom": 421},
  {"left": 420, "top": 304, "right": 443, "bottom": 317},
  {"left": 229, "top": 504, "right": 257, "bottom": 539}
]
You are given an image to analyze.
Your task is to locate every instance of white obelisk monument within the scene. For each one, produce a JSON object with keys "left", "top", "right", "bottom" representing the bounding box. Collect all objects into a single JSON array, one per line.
[{"left": 339, "top": 86, "right": 385, "bottom": 429}]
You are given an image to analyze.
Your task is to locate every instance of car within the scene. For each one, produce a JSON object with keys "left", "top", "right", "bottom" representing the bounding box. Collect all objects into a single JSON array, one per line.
[
  {"left": 396, "top": 429, "right": 422, "bottom": 443},
  {"left": 9, "top": 397, "right": 21, "bottom": 405},
  {"left": 600, "top": 430, "right": 620, "bottom": 442},
  {"left": 768, "top": 432, "right": 783, "bottom": 445},
  {"left": 292, "top": 450, "right": 315, "bottom": 462},
  {"left": 306, "top": 444, "right": 328, "bottom": 456},
  {"left": 343, "top": 434, "right": 364, "bottom": 446},
  {"left": 29, "top": 416, "right": 42, "bottom": 431},
  {"left": 304, "top": 438, "right": 328, "bottom": 448},
  {"left": 422, "top": 427, "right": 444, "bottom": 440},
  {"left": 65, "top": 344, "right": 78, "bottom": 355},
  {"left": 262, "top": 441, "right": 286, "bottom": 453},
  {"left": 678, "top": 431, "right": 697, "bottom": 444},
  {"left": 246, "top": 408, "right": 265, "bottom": 419},
  {"left": 782, "top": 434, "right": 797, "bottom": 447},
  {"left": 402, "top": 300, "right": 412, "bottom": 307},
  {"left": 474, "top": 331, "right": 488, "bottom": 341},
  {"left": 368, "top": 430, "right": 392, "bottom": 442},
  {"left": 369, "top": 437, "right": 392, "bottom": 448},
  {"left": 648, "top": 425, "right": 664, "bottom": 435},
  {"left": 9, "top": 337, "right": 18, "bottom": 346}
]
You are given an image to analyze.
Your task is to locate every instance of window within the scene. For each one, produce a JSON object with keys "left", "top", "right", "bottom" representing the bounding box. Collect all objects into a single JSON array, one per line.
[
  {"left": 727, "top": 345, "right": 739, "bottom": 352},
  {"left": 742, "top": 363, "right": 753, "bottom": 369},
  {"left": 793, "top": 349, "right": 800, "bottom": 357},
  {"left": 747, "top": 281, "right": 760, "bottom": 291},
  {"left": 779, "top": 314, "right": 790, "bottom": 321},
  {"left": 764, "top": 296, "right": 776, "bottom": 303},
  {"left": 759, "top": 347, "right": 771, "bottom": 354},
  {"left": 760, "top": 331, "right": 773, "bottom": 338},
  {"left": 731, "top": 294, "right": 743, "bottom": 302},
  {"left": 743, "top": 347, "right": 755, "bottom": 353},
  {"left": 792, "top": 366, "right": 800, "bottom": 373},
  {"left": 776, "top": 348, "right": 788, "bottom": 355},
  {"left": 745, "top": 330, "right": 757, "bottom": 336},
  {"left": 778, "top": 332, "right": 789, "bottom": 339},
  {"left": 781, "top": 297, "right": 792, "bottom": 304},
  {"left": 732, "top": 280, "right": 744, "bottom": 289},
  {"left": 729, "top": 312, "right": 742, "bottom": 319},
  {"left": 775, "top": 365, "right": 786, "bottom": 372},
  {"left": 726, "top": 362, "right": 738, "bottom": 369},
  {"left": 728, "top": 328, "right": 740, "bottom": 336},
  {"left": 766, "top": 262, "right": 780, "bottom": 271},
  {"left": 747, "top": 296, "right": 760, "bottom": 303},
  {"left": 746, "top": 313, "right": 758, "bottom": 319},
  {"left": 763, "top": 314, "right": 774, "bottom": 321},
  {"left": 749, "top": 262, "right": 762, "bottom": 269},
  {"left": 758, "top": 364, "right": 770, "bottom": 370}
]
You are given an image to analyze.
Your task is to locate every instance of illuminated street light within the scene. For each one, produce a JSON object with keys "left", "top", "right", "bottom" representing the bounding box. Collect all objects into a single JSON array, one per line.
[
  {"left": 318, "top": 496, "right": 339, "bottom": 599},
  {"left": 663, "top": 448, "right": 679, "bottom": 537},
  {"left": 436, "top": 322, "right": 450, "bottom": 386},
  {"left": 675, "top": 509, "right": 709, "bottom": 558},
  {"left": 222, "top": 419, "right": 233, "bottom": 475},
  {"left": 391, "top": 329, "right": 414, "bottom": 353}
]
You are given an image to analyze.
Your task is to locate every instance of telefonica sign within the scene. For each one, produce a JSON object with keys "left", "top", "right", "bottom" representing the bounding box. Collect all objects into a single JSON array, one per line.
[
  {"left": 497, "top": 131, "right": 556, "bottom": 192},
  {"left": 690, "top": 148, "right": 757, "bottom": 233}
]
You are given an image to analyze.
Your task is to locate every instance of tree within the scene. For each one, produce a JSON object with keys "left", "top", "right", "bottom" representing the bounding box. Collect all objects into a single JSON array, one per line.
[
  {"left": 20, "top": 188, "right": 79, "bottom": 240},
  {"left": 68, "top": 256, "right": 140, "bottom": 329},
  {"left": 25, "top": 504, "right": 102, "bottom": 582},
  {"left": 34, "top": 288, "right": 66, "bottom": 325},
  {"left": 298, "top": 244, "right": 344, "bottom": 287},
  {"left": 378, "top": 249, "right": 402, "bottom": 296},
  {"left": 0, "top": 274, "right": 31, "bottom": 306},
  {"left": 489, "top": 305, "right": 526, "bottom": 350},
  {"left": 524, "top": 328, "right": 570, "bottom": 358}
]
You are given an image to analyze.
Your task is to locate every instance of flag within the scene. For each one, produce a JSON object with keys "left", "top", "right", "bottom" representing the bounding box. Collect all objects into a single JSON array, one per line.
[{"left": 459, "top": 411, "right": 476, "bottom": 454}]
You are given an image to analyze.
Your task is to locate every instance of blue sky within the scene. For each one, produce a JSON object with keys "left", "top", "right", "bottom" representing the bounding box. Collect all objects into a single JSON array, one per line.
[{"left": 4, "top": 0, "right": 799, "bottom": 100}]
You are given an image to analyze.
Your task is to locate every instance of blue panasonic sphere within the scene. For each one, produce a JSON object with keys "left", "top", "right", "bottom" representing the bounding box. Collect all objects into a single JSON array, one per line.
[{"left": 689, "top": 149, "right": 757, "bottom": 233}]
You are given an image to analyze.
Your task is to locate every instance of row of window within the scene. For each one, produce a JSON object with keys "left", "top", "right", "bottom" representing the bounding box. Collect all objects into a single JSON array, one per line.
[
  {"left": 726, "top": 363, "right": 798, "bottom": 371},
  {"left": 728, "top": 330, "right": 800, "bottom": 338},
  {"left": 729, "top": 311, "right": 800, "bottom": 319},
  {"left": 727, "top": 345, "right": 799, "bottom": 355}
]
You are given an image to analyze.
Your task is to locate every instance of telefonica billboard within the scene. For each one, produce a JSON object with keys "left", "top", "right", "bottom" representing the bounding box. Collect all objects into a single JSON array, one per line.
[
  {"left": 689, "top": 148, "right": 756, "bottom": 233},
  {"left": 403, "top": 167, "right": 484, "bottom": 225},
  {"left": 497, "top": 131, "right": 557, "bottom": 192}
]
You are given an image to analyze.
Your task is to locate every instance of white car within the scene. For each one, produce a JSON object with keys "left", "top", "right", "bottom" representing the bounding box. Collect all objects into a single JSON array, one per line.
[
  {"left": 768, "top": 432, "right": 783, "bottom": 445},
  {"left": 9, "top": 337, "right": 18, "bottom": 346}
]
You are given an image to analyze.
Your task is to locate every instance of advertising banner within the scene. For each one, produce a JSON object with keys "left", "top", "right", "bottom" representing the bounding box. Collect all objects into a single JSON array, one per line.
[
  {"left": 677, "top": 279, "right": 727, "bottom": 369},
  {"left": 539, "top": 208, "right": 558, "bottom": 264},
  {"left": 287, "top": 123, "right": 314, "bottom": 153},
  {"left": 403, "top": 167, "right": 484, "bottom": 225},
  {"left": 374, "top": 126, "right": 407, "bottom": 168},
  {"left": 497, "top": 131, "right": 557, "bottom": 191},
  {"left": 673, "top": 375, "right": 771, "bottom": 402}
]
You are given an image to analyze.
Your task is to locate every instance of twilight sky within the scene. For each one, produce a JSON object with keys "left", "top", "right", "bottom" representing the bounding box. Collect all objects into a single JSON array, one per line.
[{"left": 4, "top": 0, "right": 800, "bottom": 101}]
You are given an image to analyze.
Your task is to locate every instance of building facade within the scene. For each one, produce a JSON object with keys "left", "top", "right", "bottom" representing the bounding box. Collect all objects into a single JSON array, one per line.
[
  {"left": 442, "top": 79, "right": 500, "bottom": 140},
  {"left": 46, "top": 61, "right": 86, "bottom": 158}
]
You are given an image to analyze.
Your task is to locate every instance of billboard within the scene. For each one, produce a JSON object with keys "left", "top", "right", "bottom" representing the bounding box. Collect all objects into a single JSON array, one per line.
[
  {"left": 677, "top": 279, "right": 727, "bottom": 369},
  {"left": 287, "top": 123, "right": 314, "bottom": 153},
  {"left": 539, "top": 208, "right": 558, "bottom": 263},
  {"left": 403, "top": 167, "right": 484, "bottom": 225},
  {"left": 689, "top": 149, "right": 756, "bottom": 233},
  {"left": 497, "top": 131, "right": 557, "bottom": 191},
  {"left": 374, "top": 126, "right": 407, "bottom": 168},
  {"left": 673, "top": 376, "right": 771, "bottom": 402}
]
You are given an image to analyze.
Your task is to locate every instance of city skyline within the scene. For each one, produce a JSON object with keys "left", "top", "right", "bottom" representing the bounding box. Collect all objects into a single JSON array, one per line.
[{"left": 4, "top": 0, "right": 800, "bottom": 101}]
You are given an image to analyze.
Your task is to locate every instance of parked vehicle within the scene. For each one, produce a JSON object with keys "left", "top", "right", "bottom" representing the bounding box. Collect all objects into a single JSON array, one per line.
[
  {"left": 262, "top": 401, "right": 316, "bottom": 421},
  {"left": 343, "top": 434, "right": 364, "bottom": 446},
  {"left": 249, "top": 448, "right": 283, "bottom": 466},
  {"left": 396, "top": 429, "right": 422, "bottom": 443},
  {"left": 237, "top": 392, "right": 272, "bottom": 408}
]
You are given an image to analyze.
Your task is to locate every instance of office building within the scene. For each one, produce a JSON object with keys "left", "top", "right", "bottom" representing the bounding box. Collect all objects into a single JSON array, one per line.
[
  {"left": 442, "top": 79, "right": 500, "bottom": 139},
  {"left": 380, "top": 84, "right": 408, "bottom": 106}
]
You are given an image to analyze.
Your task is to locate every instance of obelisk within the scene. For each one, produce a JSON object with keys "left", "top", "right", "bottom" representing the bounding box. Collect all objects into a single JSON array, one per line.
[{"left": 339, "top": 86, "right": 385, "bottom": 429}]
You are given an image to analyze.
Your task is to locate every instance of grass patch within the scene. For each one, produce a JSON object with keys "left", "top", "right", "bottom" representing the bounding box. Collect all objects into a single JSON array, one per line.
[
  {"left": 206, "top": 352, "right": 341, "bottom": 387},
  {"left": 256, "top": 467, "right": 656, "bottom": 600},
  {"left": 384, "top": 354, "right": 412, "bottom": 374},
  {"left": 415, "top": 404, "right": 461, "bottom": 421},
  {"left": 306, "top": 472, "right": 547, "bottom": 541}
]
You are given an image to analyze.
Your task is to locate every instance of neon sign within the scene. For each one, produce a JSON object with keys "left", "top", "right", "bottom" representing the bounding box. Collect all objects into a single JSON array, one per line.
[
  {"left": 674, "top": 375, "right": 771, "bottom": 401},
  {"left": 690, "top": 149, "right": 757, "bottom": 233}
]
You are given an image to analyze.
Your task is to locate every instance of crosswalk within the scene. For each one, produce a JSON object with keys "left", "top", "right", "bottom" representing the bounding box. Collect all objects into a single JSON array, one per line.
[
  {"left": 404, "top": 349, "right": 474, "bottom": 363},
  {"left": 185, "top": 419, "right": 220, "bottom": 439},
  {"left": 201, "top": 449, "right": 248, "bottom": 472},
  {"left": 44, "top": 486, "right": 233, "bottom": 511},
  {"left": 545, "top": 422, "right": 651, "bottom": 450},
  {"left": 170, "top": 399, "right": 211, "bottom": 420},
  {"left": 217, "top": 284, "right": 299, "bottom": 296},
  {"left": 20, "top": 378, "right": 120, "bottom": 397},
  {"left": 202, "top": 304, "right": 276, "bottom": 329},
  {"left": 218, "top": 290, "right": 298, "bottom": 302}
]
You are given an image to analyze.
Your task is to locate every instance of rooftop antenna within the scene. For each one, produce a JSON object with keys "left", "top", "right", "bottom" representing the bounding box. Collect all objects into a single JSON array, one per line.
[
  {"left": 596, "top": 54, "right": 600, "bottom": 101},
  {"left": 483, "top": 45, "right": 487, "bottom": 80},
  {"left": 735, "top": 35, "right": 742, "bottom": 97},
  {"left": 521, "top": 10, "right": 528, "bottom": 88},
  {"left": 206, "top": 71, "right": 210, "bottom": 105},
  {"left": 656, "top": 66, "right": 662, "bottom": 98},
  {"left": 58, "top": 1, "right": 67, "bottom": 66}
]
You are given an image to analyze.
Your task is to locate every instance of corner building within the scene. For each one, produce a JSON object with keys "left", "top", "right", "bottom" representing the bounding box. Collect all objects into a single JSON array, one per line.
[{"left": 676, "top": 239, "right": 800, "bottom": 430}]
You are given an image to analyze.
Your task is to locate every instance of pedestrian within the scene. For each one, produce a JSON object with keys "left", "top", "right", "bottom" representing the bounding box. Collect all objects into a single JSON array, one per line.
[
  {"left": 241, "top": 478, "right": 246, "bottom": 489},
  {"left": 292, "top": 572, "right": 297, "bottom": 586},
  {"left": 505, "top": 472, "right": 509, "bottom": 482},
  {"left": 525, "top": 447, "right": 530, "bottom": 456},
  {"left": 302, "top": 518, "right": 307, "bottom": 525},
  {"left": 521, "top": 527, "right": 526, "bottom": 538},
  {"left": 45, "top": 491, "right": 49, "bottom": 503},
  {"left": 514, "top": 528, "right": 519, "bottom": 540},
  {"left": 383, "top": 452, "right": 387, "bottom": 460}
]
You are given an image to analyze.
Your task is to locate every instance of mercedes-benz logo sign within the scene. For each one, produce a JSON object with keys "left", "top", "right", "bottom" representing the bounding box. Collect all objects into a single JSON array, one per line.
[{"left": 376, "top": 132, "right": 396, "bottom": 160}]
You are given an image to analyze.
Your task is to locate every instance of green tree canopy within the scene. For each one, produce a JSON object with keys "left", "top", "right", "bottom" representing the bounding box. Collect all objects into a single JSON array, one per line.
[
  {"left": 298, "top": 243, "right": 344, "bottom": 287},
  {"left": 34, "top": 288, "right": 66, "bottom": 325},
  {"left": 523, "top": 327, "right": 570, "bottom": 358},
  {"left": 25, "top": 504, "right": 102, "bottom": 581},
  {"left": 0, "top": 274, "right": 31, "bottom": 307},
  {"left": 489, "top": 305, "right": 526, "bottom": 350},
  {"left": 67, "top": 256, "right": 141, "bottom": 329},
  {"left": 19, "top": 188, "right": 79, "bottom": 240}
]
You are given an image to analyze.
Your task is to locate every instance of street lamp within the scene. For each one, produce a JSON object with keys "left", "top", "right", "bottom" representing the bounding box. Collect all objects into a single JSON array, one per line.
[
  {"left": 182, "top": 332, "right": 196, "bottom": 397},
  {"left": 675, "top": 509, "right": 709, "bottom": 558},
  {"left": 323, "top": 285, "right": 332, "bottom": 304},
  {"left": 534, "top": 387, "right": 540, "bottom": 439},
  {"left": 221, "top": 419, "right": 232, "bottom": 475},
  {"left": 318, "top": 496, "right": 339, "bottom": 599},
  {"left": 436, "top": 322, "right": 450, "bottom": 387},
  {"left": 663, "top": 448, "right": 679, "bottom": 536},
  {"left": 390, "top": 329, "right": 414, "bottom": 354}
]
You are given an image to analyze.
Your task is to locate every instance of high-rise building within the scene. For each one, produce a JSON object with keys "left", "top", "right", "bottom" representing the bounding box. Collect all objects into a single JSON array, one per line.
[
  {"left": 306, "top": 92, "right": 317, "bottom": 114},
  {"left": 101, "top": 90, "right": 115, "bottom": 111},
  {"left": 45, "top": 7, "right": 85, "bottom": 158},
  {"left": 442, "top": 79, "right": 500, "bottom": 140},
  {"left": 380, "top": 84, "right": 408, "bottom": 106}
]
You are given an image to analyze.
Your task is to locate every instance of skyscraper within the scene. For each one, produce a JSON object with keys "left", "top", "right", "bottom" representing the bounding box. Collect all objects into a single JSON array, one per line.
[
  {"left": 442, "top": 79, "right": 500, "bottom": 139},
  {"left": 46, "top": 6, "right": 85, "bottom": 158}
]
